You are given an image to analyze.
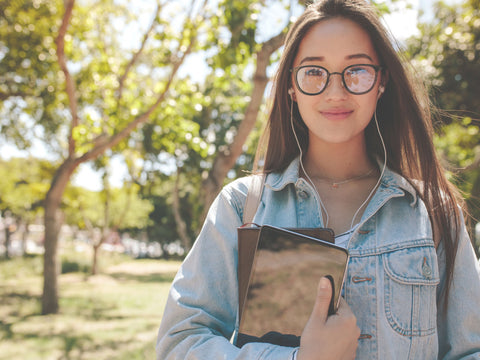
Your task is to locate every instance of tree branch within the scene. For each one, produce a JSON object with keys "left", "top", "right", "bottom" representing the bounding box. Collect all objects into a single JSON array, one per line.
[
  {"left": 77, "top": 0, "right": 207, "bottom": 165},
  {"left": 117, "top": 2, "right": 162, "bottom": 101},
  {"left": 206, "top": 30, "right": 287, "bottom": 187},
  {"left": 201, "top": 26, "right": 287, "bottom": 212},
  {"left": 55, "top": 0, "right": 78, "bottom": 159}
]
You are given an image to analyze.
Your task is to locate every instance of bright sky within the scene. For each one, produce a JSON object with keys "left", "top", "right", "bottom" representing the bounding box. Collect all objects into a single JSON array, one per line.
[
  {"left": 383, "top": 1, "right": 420, "bottom": 41},
  {"left": 3, "top": 0, "right": 462, "bottom": 191}
]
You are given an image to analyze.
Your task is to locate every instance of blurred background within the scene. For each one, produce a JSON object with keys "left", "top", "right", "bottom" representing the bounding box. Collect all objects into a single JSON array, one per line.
[{"left": 0, "top": 0, "right": 478, "bottom": 358}]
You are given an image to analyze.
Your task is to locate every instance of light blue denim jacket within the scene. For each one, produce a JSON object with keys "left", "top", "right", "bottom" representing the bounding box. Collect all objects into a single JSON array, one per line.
[{"left": 156, "top": 157, "right": 480, "bottom": 359}]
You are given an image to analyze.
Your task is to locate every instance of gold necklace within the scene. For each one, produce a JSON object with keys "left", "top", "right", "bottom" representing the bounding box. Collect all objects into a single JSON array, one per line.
[{"left": 315, "top": 168, "right": 376, "bottom": 189}]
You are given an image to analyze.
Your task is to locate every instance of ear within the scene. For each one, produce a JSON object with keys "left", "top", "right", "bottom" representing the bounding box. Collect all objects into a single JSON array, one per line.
[
  {"left": 377, "top": 70, "right": 389, "bottom": 99},
  {"left": 380, "top": 70, "right": 389, "bottom": 93}
]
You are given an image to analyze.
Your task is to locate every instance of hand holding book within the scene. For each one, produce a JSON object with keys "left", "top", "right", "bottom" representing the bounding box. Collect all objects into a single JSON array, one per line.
[{"left": 296, "top": 277, "right": 360, "bottom": 360}]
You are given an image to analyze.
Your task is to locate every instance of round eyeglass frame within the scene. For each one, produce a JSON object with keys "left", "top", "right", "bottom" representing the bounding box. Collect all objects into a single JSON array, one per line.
[{"left": 291, "top": 64, "right": 382, "bottom": 96}]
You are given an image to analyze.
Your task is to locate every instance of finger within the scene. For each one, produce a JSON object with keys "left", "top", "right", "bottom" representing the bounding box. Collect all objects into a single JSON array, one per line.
[{"left": 311, "top": 276, "right": 333, "bottom": 322}]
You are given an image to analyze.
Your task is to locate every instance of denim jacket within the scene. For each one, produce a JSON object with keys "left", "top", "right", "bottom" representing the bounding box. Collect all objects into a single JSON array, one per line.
[{"left": 156, "top": 157, "right": 480, "bottom": 359}]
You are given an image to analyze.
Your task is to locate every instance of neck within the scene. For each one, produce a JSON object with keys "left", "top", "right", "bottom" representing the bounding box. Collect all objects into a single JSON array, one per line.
[{"left": 303, "top": 139, "right": 374, "bottom": 181}]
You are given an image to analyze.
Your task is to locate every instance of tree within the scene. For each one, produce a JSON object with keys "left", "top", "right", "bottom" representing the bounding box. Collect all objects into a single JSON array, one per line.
[{"left": 1, "top": 0, "right": 208, "bottom": 314}]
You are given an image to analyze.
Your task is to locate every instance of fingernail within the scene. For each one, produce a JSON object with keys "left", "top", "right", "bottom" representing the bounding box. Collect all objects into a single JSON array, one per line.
[{"left": 320, "top": 277, "right": 330, "bottom": 289}]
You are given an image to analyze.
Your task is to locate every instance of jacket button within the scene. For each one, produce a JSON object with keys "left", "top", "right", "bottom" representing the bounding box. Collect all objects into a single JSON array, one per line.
[
  {"left": 298, "top": 190, "right": 309, "bottom": 199},
  {"left": 422, "top": 257, "right": 432, "bottom": 279}
]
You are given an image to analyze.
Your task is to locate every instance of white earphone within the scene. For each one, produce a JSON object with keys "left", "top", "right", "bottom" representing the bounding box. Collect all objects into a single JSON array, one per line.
[{"left": 377, "top": 85, "right": 385, "bottom": 99}]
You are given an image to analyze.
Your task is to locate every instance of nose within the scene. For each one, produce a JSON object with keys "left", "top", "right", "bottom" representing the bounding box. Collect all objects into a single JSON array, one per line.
[{"left": 324, "top": 72, "right": 348, "bottom": 100}]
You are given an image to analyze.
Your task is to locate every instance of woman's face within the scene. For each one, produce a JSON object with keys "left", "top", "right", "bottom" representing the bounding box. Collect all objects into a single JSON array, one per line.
[{"left": 291, "top": 17, "right": 383, "bottom": 149}]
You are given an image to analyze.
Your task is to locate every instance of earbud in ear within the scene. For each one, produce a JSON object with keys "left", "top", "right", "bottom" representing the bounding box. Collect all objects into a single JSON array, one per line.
[
  {"left": 377, "top": 85, "right": 385, "bottom": 99},
  {"left": 288, "top": 88, "right": 296, "bottom": 101}
]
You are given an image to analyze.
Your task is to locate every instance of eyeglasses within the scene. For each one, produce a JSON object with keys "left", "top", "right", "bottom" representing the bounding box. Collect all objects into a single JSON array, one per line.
[{"left": 291, "top": 64, "right": 382, "bottom": 95}]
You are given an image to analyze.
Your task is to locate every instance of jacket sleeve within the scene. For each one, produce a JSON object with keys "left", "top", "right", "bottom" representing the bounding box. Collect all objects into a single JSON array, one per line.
[
  {"left": 155, "top": 179, "right": 296, "bottom": 360},
  {"left": 437, "top": 215, "right": 480, "bottom": 359}
]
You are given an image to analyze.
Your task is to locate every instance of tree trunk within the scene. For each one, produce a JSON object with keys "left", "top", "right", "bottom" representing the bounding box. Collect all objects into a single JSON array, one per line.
[
  {"left": 22, "top": 220, "right": 30, "bottom": 256},
  {"left": 92, "top": 243, "right": 101, "bottom": 275},
  {"left": 4, "top": 225, "right": 11, "bottom": 259},
  {"left": 172, "top": 169, "right": 191, "bottom": 252},
  {"left": 92, "top": 174, "right": 110, "bottom": 276},
  {"left": 41, "top": 159, "right": 78, "bottom": 315}
]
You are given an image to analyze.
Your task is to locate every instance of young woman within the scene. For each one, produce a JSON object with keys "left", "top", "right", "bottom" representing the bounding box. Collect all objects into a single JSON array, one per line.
[{"left": 156, "top": 0, "right": 480, "bottom": 359}]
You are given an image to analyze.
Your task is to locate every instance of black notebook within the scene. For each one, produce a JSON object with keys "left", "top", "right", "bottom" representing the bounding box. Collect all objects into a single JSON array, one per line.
[{"left": 237, "top": 225, "right": 349, "bottom": 343}]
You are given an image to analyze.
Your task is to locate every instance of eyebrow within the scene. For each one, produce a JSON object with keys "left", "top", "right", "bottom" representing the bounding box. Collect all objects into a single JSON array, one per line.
[
  {"left": 299, "top": 53, "right": 374, "bottom": 65},
  {"left": 347, "top": 53, "right": 374, "bottom": 62}
]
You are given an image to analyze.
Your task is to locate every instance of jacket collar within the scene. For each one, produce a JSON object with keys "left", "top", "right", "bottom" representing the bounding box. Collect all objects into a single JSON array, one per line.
[{"left": 265, "top": 156, "right": 419, "bottom": 204}]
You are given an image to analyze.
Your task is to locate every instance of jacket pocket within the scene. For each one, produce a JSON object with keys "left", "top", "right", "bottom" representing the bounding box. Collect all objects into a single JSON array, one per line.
[{"left": 383, "top": 245, "right": 439, "bottom": 337}]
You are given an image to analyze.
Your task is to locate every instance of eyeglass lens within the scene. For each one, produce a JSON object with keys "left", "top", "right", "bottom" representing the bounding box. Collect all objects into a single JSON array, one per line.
[{"left": 296, "top": 65, "right": 378, "bottom": 95}]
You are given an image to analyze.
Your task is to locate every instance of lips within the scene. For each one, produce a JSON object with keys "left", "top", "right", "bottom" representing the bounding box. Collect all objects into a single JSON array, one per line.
[{"left": 320, "top": 108, "right": 354, "bottom": 121}]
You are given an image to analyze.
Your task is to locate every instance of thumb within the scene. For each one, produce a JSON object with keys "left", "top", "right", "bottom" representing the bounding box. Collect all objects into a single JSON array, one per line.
[{"left": 311, "top": 276, "right": 333, "bottom": 322}]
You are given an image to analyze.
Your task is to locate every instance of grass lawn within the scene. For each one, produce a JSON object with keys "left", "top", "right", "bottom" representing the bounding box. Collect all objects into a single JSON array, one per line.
[{"left": 0, "top": 251, "right": 181, "bottom": 360}]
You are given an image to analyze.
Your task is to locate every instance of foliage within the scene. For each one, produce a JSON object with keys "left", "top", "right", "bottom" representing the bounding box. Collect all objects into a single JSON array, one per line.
[
  {"left": 140, "top": 172, "right": 200, "bottom": 250},
  {"left": 0, "top": 0, "right": 210, "bottom": 190},
  {"left": 407, "top": 0, "right": 479, "bottom": 117},
  {"left": 62, "top": 182, "right": 153, "bottom": 231},
  {"left": 407, "top": 0, "right": 480, "bottom": 233},
  {"left": 0, "top": 0, "right": 65, "bottom": 150},
  {"left": 0, "top": 157, "right": 56, "bottom": 219},
  {"left": 61, "top": 256, "right": 91, "bottom": 274}
]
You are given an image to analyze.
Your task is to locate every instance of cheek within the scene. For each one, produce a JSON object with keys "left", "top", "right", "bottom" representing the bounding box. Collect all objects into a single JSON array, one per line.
[
  {"left": 295, "top": 97, "right": 316, "bottom": 122},
  {"left": 295, "top": 93, "right": 318, "bottom": 109},
  {"left": 358, "top": 94, "right": 379, "bottom": 117}
]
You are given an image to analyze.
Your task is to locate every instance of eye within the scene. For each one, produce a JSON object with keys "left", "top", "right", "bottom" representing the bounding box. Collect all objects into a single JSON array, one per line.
[
  {"left": 346, "top": 66, "right": 369, "bottom": 76},
  {"left": 305, "top": 67, "right": 327, "bottom": 77}
]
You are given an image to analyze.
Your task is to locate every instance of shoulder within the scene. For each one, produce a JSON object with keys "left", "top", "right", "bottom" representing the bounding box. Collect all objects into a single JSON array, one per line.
[
  {"left": 216, "top": 175, "right": 258, "bottom": 212},
  {"left": 222, "top": 175, "right": 255, "bottom": 199},
  {"left": 216, "top": 173, "right": 268, "bottom": 223}
]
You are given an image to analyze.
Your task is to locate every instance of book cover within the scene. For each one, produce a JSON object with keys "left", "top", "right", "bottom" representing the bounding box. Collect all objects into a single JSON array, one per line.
[{"left": 237, "top": 225, "right": 349, "bottom": 343}]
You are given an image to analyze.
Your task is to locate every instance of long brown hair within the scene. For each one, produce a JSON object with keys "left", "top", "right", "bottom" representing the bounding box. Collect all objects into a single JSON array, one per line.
[{"left": 255, "top": 0, "right": 463, "bottom": 307}]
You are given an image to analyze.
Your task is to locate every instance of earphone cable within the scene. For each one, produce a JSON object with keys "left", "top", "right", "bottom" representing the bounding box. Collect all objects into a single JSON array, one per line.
[
  {"left": 290, "top": 99, "right": 330, "bottom": 227},
  {"left": 349, "top": 105, "right": 387, "bottom": 229}
]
